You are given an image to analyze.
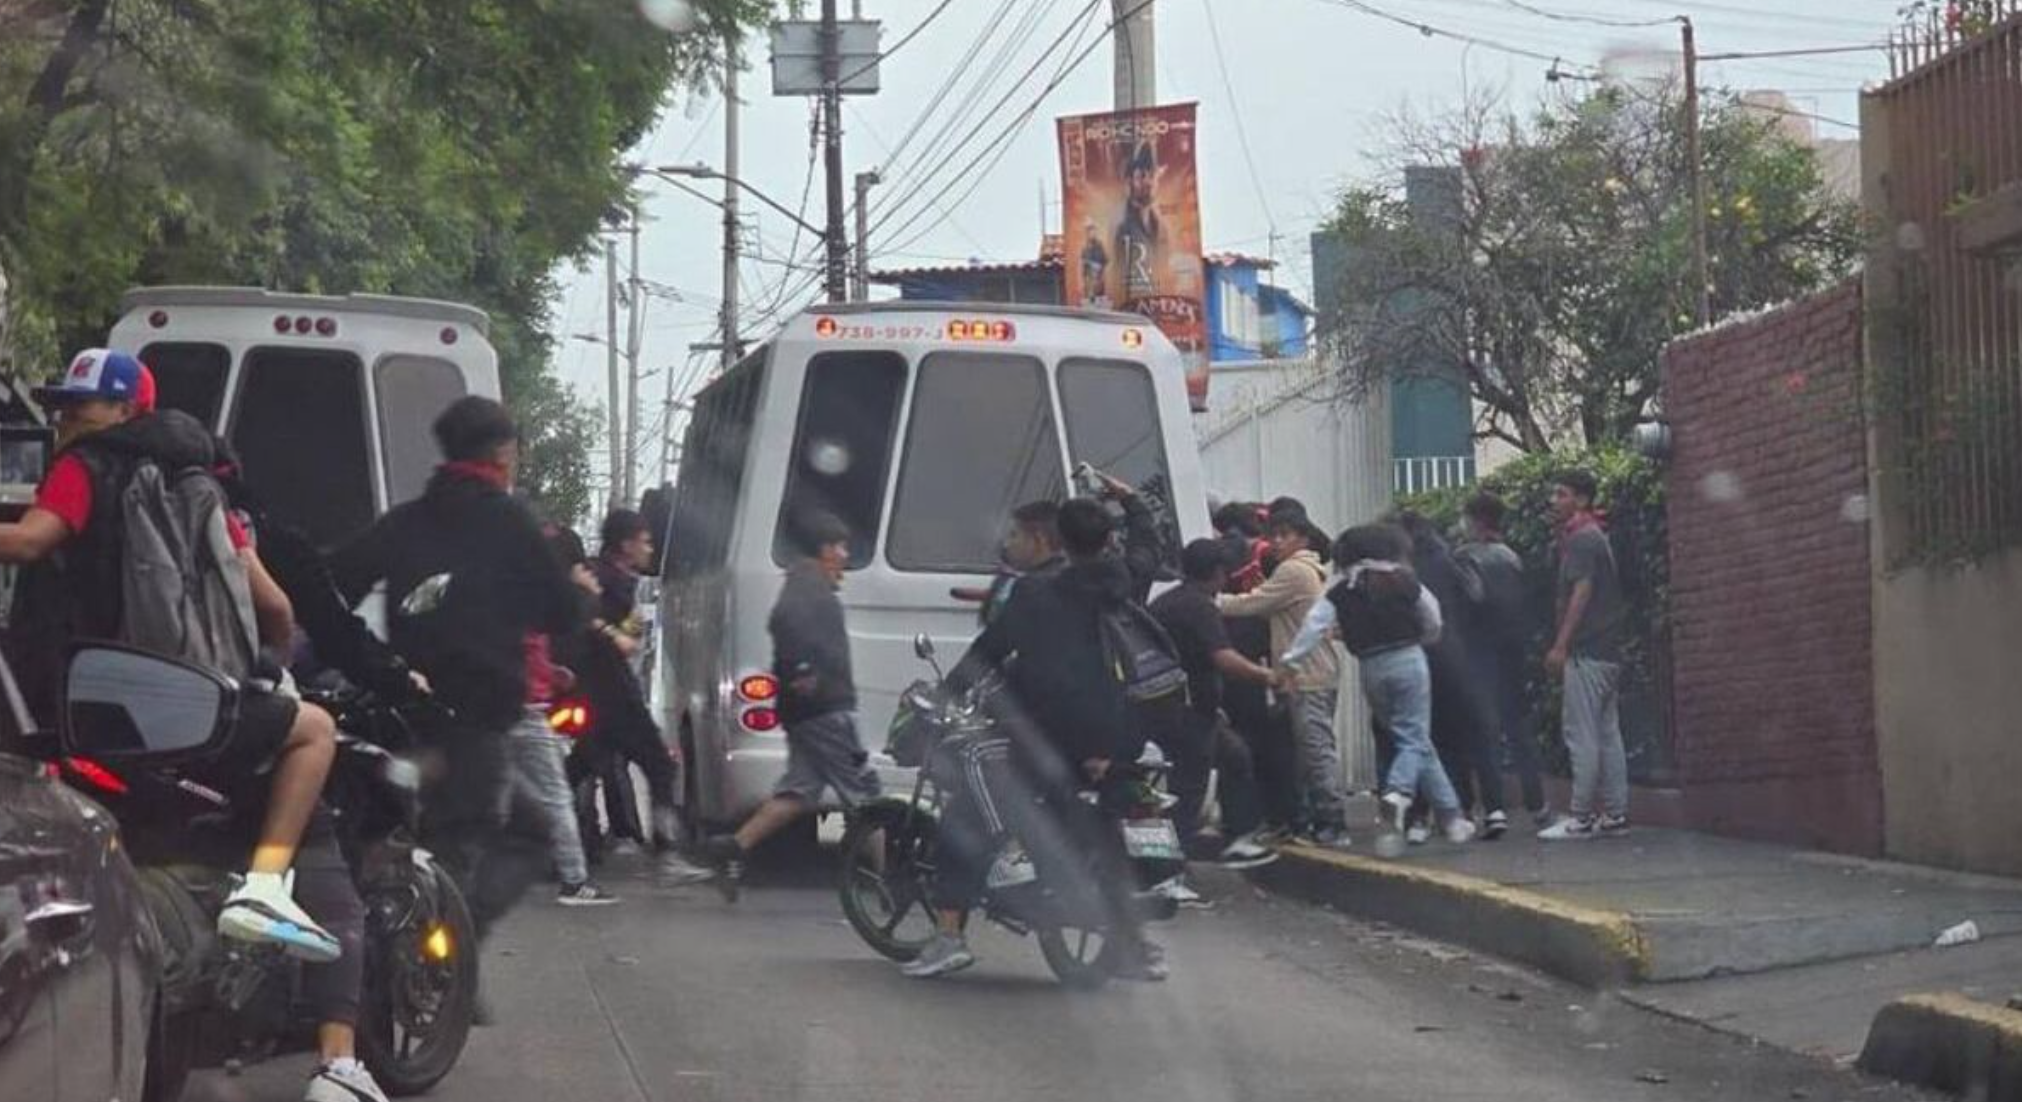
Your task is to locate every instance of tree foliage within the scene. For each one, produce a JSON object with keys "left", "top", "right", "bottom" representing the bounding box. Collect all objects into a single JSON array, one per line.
[
  {"left": 1318, "top": 84, "right": 1861, "bottom": 453},
  {"left": 0, "top": 0, "right": 770, "bottom": 523}
]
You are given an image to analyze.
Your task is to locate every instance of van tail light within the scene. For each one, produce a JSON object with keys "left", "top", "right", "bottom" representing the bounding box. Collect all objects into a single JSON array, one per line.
[
  {"left": 315, "top": 317, "right": 337, "bottom": 337},
  {"left": 740, "top": 707, "right": 781, "bottom": 732},
  {"left": 440, "top": 327, "right": 459, "bottom": 345},
  {"left": 148, "top": 310, "right": 169, "bottom": 329},
  {"left": 274, "top": 315, "right": 293, "bottom": 334},
  {"left": 64, "top": 757, "right": 128, "bottom": 796},
  {"left": 737, "top": 674, "right": 780, "bottom": 702}
]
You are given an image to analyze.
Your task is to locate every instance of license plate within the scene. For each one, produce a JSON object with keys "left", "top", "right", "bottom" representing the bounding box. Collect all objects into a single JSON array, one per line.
[{"left": 1123, "top": 819, "right": 1182, "bottom": 860}]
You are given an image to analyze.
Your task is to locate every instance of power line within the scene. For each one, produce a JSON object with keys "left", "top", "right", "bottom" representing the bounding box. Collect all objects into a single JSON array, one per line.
[
  {"left": 1309, "top": 0, "right": 1601, "bottom": 69},
  {"left": 839, "top": 0, "right": 961, "bottom": 87},
  {"left": 1700, "top": 43, "right": 1887, "bottom": 60},
  {"left": 1201, "top": 0, "right": 1277, "bottom": 239},
  {"left": 1500, "top": 0, "right": 1677, "bottom": 28},
  {"left": 876, "top": 0, "right": 1023, "bottom": 173}
]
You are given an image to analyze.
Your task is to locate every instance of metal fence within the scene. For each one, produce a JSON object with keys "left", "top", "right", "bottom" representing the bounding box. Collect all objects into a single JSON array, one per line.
[
  {"left": 1870, "top": 6, "right": 2022, "bottom": 563},
  {"left": 1392, "top": 455, "right": 1476, "bottom": 496}
]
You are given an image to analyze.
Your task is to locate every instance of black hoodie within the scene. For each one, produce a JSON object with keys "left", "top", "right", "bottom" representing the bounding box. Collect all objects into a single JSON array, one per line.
[
  {"left": 957, "top": 555, "right": 1137, "bottom": 778},
  {"left": 5, "top": 410, "right": 223, "bottom": 722},
  {"left": 331, "top": 468, "right": 580, "bottom": 729}
]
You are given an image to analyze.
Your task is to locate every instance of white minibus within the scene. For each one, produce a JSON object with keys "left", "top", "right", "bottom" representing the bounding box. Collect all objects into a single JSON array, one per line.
[{"left": 662, "top": 302, "right": 1210, "bottom": 831}]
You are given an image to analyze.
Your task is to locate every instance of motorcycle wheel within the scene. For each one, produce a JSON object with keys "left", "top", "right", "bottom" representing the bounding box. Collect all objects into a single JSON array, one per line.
[
  {"left": 1036, "top": 925, "right": 1114, "bottom": 991},
  {"left": 837, "top": 803, "right": 939, "bottom": 962},
  {"left": 134, "top": 869, "right": 205, "bottom": 1102},
  {"left": 357, "top": 858, "right": 477, "bottom": 1096}
]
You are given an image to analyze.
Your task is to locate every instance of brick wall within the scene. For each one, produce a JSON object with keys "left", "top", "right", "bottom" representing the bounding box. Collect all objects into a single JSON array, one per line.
[{"left": 1662, "top": 280, "right": 1881, "bottom": 855}]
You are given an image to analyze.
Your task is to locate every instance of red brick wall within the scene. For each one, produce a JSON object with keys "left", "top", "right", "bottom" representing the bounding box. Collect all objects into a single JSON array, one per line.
[{"left": 1662, "top": 280, "right": 1881, "bottom": 855}]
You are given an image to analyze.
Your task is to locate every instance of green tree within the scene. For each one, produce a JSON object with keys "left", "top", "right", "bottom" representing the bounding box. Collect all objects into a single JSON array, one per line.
[
  {"left": 1318, "top": 84, "right": 1861, "bottom": 452},
  {"left": 0, "top": 0, "right": 770, "bottom": 520}
]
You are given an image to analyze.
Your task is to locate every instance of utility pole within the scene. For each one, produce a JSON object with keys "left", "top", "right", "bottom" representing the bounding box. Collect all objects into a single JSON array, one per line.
[
  {"left": 852, "top": 169, "right": 881, "bottom": 301},
  {"left": 623, "top": 208, "right": 642, "bottom": 507},
  {"left": 1113, "top": 0, "right": 1156, "bottom": 113},
  {"left": 603, "top": 236, "right": 622, "bottom": 513},
  {"left": 720, "top": 30, "right": 743, "bottom": 373},
  {"left": 820, "top": 0, "right": 848, "bottom": 303},
  {"left": 1682, "top": 16, "right": 1710, "bottom": 328}
]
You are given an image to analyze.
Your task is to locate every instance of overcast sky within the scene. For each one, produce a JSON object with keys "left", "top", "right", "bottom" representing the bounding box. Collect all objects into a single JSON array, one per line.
[{"left": 556, "top": 0, "right": 1905, "bottom": 496}]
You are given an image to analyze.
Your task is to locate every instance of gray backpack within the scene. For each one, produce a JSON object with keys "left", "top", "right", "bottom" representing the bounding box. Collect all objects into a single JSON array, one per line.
[{"left": 117, "top": 460, "right": 260, "bottom": 682}]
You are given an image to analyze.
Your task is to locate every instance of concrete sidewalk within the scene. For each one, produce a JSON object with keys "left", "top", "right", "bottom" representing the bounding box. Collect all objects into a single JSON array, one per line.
[{"left": 1254, "top": 824, "right": 2022, "bottom": 1096}]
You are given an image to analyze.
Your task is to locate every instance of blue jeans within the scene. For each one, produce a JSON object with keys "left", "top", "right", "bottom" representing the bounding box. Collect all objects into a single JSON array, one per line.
[{"left": 1362, "top": 647, "right": 1460, "bottom": 813}]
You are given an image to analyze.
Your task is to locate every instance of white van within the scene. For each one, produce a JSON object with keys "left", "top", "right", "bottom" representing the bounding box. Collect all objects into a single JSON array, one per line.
[
  {"left": 106, "top": 286, "right": 500, "bottom": 547},
  {"left": 662, "top": 302, "right": 1210, "bottom": 831}
]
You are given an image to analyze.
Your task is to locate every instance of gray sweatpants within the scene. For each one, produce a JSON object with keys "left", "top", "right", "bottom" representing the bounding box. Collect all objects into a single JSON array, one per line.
[
  {"left": 1289, "top": 687, "right": 1349, "bottom": 830},
  {"left": 1562, "top": 658, "right": 1628, "bottom": 819},
  {"left": 499, "top": 709, "right": 590, "bottom": 886}
]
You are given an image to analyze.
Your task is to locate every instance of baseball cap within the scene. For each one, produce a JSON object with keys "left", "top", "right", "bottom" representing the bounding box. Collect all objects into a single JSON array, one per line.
[{"left": 34, "top": 349, "right": 147, "bottom": 408}]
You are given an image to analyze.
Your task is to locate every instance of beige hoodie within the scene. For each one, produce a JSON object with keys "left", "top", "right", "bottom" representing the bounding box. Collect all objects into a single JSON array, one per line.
[{"left": 1217, "top": 549, "right": 1340, "bottom": 692}]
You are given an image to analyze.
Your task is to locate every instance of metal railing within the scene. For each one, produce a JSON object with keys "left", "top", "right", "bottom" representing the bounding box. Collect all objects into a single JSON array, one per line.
[
  {"left": 1870, "top": 7, "right": 2022, "bottom": 563},
  {"left": 1392, "top": 455, "right": 1476, "bottom": 496}
]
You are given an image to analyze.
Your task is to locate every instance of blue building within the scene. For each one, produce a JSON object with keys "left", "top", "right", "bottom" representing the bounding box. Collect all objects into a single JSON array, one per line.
[{"left": 870, "top": 243, "right": 1310, "bottom": 363}]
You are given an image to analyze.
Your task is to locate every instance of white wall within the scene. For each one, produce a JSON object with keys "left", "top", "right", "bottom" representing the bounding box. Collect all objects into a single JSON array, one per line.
[{"left": 1193, "top": 357, "right": 1393, "bottom": 791}]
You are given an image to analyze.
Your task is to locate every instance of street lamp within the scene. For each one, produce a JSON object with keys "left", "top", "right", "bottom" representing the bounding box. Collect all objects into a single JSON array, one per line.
[{"left": 649, "top": 162, "right": 830, "bottom": 241}]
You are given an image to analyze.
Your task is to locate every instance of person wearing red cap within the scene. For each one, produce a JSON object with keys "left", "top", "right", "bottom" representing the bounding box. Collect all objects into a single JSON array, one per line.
[{"left": 0, "top": 350, "right": 395, "bottom": 1102}]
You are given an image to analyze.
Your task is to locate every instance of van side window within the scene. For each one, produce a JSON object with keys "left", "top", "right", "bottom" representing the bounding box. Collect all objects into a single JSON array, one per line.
[
  {"left": 773, "top": 351, "right": 906, "bottom": 568},
  {"left": 375, "top": 355, "right": 467, "bottom": 507},
  {"left": 888, "top": 352, "right": 1064, "bottom": 574},
  {"left": 230, "top": 348, "right": 376, "bottom": 548},
  {"left": 139, "top": 342, "right": 231, "bottom": 427},
  {"left": 670, "top": 355, "right": 767, "bottom": 577},
  {"left": 1060, "top": 357, "right": 1180, "bottom": 574}
]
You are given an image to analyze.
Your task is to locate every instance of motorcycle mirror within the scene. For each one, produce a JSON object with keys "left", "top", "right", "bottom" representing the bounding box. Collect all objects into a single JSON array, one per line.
[
  {"left": 912, "top": 634, "right": 936, "bottom": 661},
  {"left": 60, "top": 645, "right": 236, "bottom": 763}
]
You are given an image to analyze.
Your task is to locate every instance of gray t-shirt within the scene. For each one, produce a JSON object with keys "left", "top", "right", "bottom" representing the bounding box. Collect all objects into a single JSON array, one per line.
[{"left": 1557, "top": 527, "right": 1628, "bottom": 661}]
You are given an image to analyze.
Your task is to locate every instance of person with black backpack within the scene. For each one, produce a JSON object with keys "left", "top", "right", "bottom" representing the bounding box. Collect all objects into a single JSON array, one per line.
[{"left": 0, "top": 350, "right": 346, "bottom": 963}]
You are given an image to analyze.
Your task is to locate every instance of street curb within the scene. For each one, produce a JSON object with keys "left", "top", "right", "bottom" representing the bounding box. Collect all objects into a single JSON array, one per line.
[
  {"left": 1254, "top": 844, "right": 1651, "bottom": 988},
  {"left": 1858, "top": 993, "right": 2022, "bottom": 1101}
]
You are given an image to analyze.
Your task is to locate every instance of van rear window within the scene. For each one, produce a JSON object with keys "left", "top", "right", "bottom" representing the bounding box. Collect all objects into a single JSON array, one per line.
[
  {"left": 375, "top": 355, "right": 467, "bottom": 507},
  {"left": 773, "top": 351, "right": 906, "bottom": 568},
  {"left": 139, "top": 342, "right": 230, "bottom": 427},
  {"left": 230, "top": 348, "right": 375, "bottom": 548},
  {"left": 1060, "top": 358, "right": 1180, "bottom": 580},
  {"left": 888, "top": 352, "right": 1064, "bottom": 574}
]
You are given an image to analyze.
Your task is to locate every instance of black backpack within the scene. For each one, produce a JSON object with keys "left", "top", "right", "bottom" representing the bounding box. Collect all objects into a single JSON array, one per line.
[{"left": 1098, "top": 601, "right": 1189, "bottom": 704}]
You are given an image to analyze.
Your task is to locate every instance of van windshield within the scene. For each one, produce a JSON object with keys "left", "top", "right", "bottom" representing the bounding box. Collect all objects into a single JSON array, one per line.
[
  {"left": 230, "top": 347, "right": 376, "bottom": 548},
  {"left": 888, "top": 351, "right": 1064, "bottom": 574}
]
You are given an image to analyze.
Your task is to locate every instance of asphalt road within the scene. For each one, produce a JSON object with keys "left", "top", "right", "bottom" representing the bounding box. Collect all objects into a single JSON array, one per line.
[{"left": 185, "top": 858, "right": 1933, "bottom": 1102}]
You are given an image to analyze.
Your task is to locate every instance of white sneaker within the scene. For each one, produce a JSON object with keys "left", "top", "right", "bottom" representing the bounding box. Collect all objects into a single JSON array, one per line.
[
  {"left": 655, "top": 851, "right": 717, "bottom": 885},
  {"left": 219, "top": 871, "right": 341, "bottom": 963},
  {"left": 1405, "top": 823, "right": 1432, "bottom": 845},
  {"left": 1537, "top": 815, "right": 1601, "bottom": 842},
  {"left": 1380, "top": 790, "right": 1413, "bottom": 833},
  {"left": 305, "top": 1057, "right": 389, "bottom": 1102},
  {"left": 1443, "top": 816, "right": 1478, "bottom": 844},
  {"left": 900, "top": 933, "right": 976, "bottom": 979},
  {"left": 1155, "top": 877, "right": 1212, "bottom": 909},
  {"left": 1217, "top": 834, "right": 1280, "bottom": 870}
]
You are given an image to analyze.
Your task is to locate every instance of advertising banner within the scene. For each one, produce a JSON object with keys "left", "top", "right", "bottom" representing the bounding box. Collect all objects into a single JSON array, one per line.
[{"left": 1058, "top": 103, "right": 1208, "bottom": 409}]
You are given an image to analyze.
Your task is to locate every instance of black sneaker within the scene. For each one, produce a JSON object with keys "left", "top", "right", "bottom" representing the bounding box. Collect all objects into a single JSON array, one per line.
[
  {"left": 702, "top": 835, "right": 744, "bottom": 903},
  {"left": 557, "top": 881, "right": 621, "bottom": 907},
  {"left": 1596, "top": 813, "right": 1632, "bottom": 837},
  {"left": 1482, "top": 811, "right": 1510, "bottom": 840}
]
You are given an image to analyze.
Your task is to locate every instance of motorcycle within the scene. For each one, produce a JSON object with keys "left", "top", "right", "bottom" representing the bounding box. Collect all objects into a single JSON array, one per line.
[
  {"left": 836, "top": 635, "right": 1184, "bottom": 990},
  {"left": 53, "top": 644, "right": 477, "bottom": 1101}
]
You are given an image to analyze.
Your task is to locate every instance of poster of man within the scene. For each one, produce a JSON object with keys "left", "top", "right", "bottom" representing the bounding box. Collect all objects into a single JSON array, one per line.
[{"left": 1059, "top": 103, "right": 1209, "bottom": 409}]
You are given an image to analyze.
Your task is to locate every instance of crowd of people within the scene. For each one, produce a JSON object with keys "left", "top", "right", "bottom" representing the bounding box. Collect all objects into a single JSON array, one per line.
[{"left": 0, "top": 343, "right": 1638, "bottom": 1090}]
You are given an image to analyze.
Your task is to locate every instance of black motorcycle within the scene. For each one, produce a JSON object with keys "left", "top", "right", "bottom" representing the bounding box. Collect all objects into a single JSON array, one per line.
[
  {"left": 837, "top": 635, "right": 1183, "bottom": 990},
  {"left": 52, "top": 644, "right": 476, "bottom": 1102}
]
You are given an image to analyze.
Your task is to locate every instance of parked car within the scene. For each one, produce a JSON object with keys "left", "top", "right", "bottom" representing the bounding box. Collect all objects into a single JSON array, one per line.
[{"left": 0, "top": 736, "right": 162, "bottom": 1102}]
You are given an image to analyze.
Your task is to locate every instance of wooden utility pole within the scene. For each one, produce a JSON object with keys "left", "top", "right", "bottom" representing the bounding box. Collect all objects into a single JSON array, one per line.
[
  {"left": 623, "top": 209, "right": 642, "bottom": 507},
  {"left": 1682, "top": 16, "right": 1710, "bottom": 327},
  {"left": 1113, "top": 0, "right": 1156, "bottom": 113},
  {"left": 820, "top": 0, "right": 848, "bottom": 302}
]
